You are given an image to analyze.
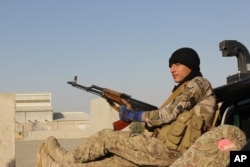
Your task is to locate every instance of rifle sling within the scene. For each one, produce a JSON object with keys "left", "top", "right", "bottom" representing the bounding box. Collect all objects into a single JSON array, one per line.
[{"left": 159, "top": 81, "right": 190, "bottom": 110}]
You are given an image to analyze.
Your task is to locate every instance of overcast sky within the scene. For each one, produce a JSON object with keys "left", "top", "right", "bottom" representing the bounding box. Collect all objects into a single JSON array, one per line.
[{"left": 1, "top": 1, "right": 250, "bottom": 113}]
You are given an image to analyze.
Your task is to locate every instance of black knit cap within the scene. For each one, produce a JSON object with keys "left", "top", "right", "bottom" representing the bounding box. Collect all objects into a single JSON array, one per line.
[{"left": 169, "top": 47, "right": 200, "bottom": 71}]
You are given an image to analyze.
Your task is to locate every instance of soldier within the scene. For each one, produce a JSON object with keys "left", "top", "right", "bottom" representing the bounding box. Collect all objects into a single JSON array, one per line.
[{"left": 37, "top": 48, "right": 217, "bottom": 166}]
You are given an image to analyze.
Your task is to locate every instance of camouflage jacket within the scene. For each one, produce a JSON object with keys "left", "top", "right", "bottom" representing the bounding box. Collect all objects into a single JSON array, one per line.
[{"left": 144, "top": 76, "right": 217, "bottom": 129}]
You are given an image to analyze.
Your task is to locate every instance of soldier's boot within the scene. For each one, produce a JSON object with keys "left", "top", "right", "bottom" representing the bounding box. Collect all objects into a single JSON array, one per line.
[
  {"left": 36, "top": 143, "right": 45, "bottom": 167},
  {"left": 45, "top": 136, "right": 76, "bottom": 166},
  {"left": 37, "top": 143, "right": 62, "bottom": 167}
]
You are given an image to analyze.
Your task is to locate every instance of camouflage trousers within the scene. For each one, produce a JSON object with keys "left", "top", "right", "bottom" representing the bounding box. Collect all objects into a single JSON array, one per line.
[
  {"left": 170, "top": 125, "right": 247, "bottom": 167},
  {"left": 37, "top": 125, "right": 247, "bottom": 167},
  {"left": 37, "top": 129, "right": 180, "bottom": 167}
]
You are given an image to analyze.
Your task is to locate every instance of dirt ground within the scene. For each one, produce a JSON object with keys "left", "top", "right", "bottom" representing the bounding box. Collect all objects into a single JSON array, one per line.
[{"left": 15, "top": 138, "right": 84, "bottom": 167}]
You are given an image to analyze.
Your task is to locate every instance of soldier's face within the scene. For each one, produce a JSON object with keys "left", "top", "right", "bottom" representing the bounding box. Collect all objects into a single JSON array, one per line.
[{"left": 170, "top": 63, "right": 191, "bottom": 83}]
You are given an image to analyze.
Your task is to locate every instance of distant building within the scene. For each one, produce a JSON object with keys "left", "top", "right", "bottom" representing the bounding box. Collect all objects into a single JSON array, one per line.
[
  {"left": 14, "top": 92, "right": 91, "bottom": 140},
  {"left": 53, "top": 112, "right": 89, "bottom": 121},
  {"left": 14, "top": 93, "right": 119, "bottom": 140},
  {"left": 15, "top": 93, "right": 53, "bottom": 124}
]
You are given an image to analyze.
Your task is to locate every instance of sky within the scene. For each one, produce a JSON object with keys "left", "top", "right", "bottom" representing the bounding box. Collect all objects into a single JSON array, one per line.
[{"left": 1, "top": 1, "right": 250, "bottom": 113}]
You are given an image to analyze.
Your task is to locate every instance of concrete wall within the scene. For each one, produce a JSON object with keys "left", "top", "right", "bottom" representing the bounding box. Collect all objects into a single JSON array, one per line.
[
  {"left": 0, "top": 93, "right": 16, "bottom": 167},
  {"left": 16, "top": 120, "right": 90, "bottom": 140},
  {"left": 24, "top": 129, "right": 90, "bottom": 140},
  {"left": 17, "top": 97, "right": 123, "bottom": 140},
  {"left": 89, "top": 98, "right": 120, "bottom": 136}
]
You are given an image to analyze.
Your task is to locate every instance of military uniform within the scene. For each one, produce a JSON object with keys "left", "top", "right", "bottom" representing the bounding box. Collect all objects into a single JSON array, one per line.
[
  {"left": 36, "top": 48, "right": 219, "bottom": 166},
  {"left": 37, "top": 76, "right": 217, "bottom": 167},
  {"left": 148, "top": 76, "right": 216, "bottom": 154}
]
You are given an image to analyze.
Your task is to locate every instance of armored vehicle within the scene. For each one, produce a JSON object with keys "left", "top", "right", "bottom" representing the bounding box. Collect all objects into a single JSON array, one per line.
[{"left": 214, "top": 40, "right": 250, "bottom": 140}]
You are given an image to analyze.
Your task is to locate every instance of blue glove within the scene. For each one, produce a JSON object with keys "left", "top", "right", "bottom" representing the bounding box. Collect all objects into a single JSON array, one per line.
[{"left": 119, "top": 106, "right": 143, "bottom": 122}]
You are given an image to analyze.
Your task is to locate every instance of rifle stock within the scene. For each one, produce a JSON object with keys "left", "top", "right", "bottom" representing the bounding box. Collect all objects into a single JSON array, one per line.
[
  {"left": 113, "top": 120, "right": 130, "bottom": 131},
  {"left": 67, "top": 76, "right": 158, "bottom": 130}
]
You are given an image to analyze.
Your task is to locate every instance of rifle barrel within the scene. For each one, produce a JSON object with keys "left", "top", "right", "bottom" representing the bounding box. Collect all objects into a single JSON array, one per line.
[{"left": 67, "top": 81, "right": 103, "bottom": 96}]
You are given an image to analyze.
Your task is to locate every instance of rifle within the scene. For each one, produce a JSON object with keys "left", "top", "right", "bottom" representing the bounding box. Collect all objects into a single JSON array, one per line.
[{"left": 67, "top": 76, "right": 158, "bottom": 131}]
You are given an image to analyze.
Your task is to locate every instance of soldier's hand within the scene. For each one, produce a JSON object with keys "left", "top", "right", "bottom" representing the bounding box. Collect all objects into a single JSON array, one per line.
[{"left": 121, "top": 98, "right": 133, "bottom": 110}]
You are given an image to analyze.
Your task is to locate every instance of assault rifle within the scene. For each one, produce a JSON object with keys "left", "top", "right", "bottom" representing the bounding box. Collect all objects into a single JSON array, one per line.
[{"left": 67, "top": 76, "right": 158, "bottom": 131}]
